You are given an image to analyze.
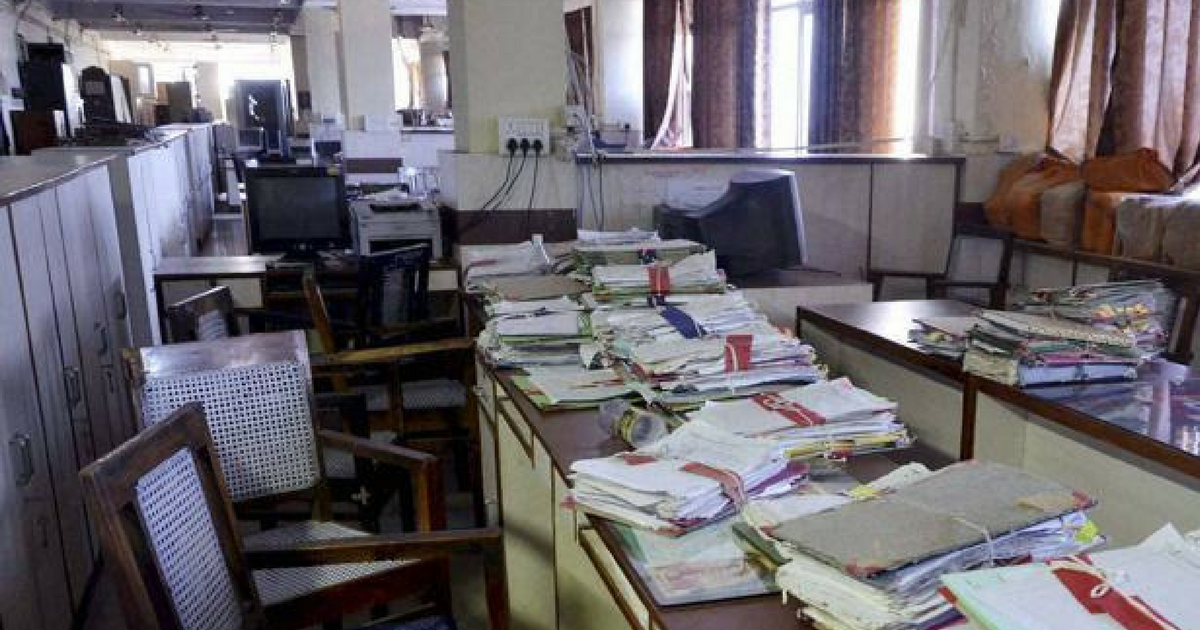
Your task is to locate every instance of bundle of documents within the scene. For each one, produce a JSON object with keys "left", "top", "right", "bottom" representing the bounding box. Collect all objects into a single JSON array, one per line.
[
  {"left": 567, "top": 421, "right": 810, "bottom": 535},
  {"left": 963, "top": 310, "right": 1142, "bottom": 387},
  {"left": 688, "top": 378, "right": 911, "bottom": 460},
  {"left": 628, "top": 323, "right": 821, "bottom": 394},
  {"left": 473, "top": 273, "right": 587, "bottom": 302},
  {"left": 590, "top": 251, "right": 727, "bottom": 302},
  {"left": 941, "top": 524, "right": 1200, "bottom": 630},
  {"left": 573, "top": 237, "right": 706, "bottom": 272},
  {"left": 755, "top": 461, "right": 1101, "bottom": 630},
  {"left": 478, "top": 310, "right": 593, "bottom": 368},
  {"left": 461, "top": 239, "right": 553, "bottom": 286},
  {"left": 511, "top": 366, "right": 634, "bottom": 410},
  {"left": 1019, "top": 280, "right": 1176, "bottom": 358},
  {"left": 909, "top": 316, "right": 980, "bottom": 359},
  {"left": 591, "top": 293, "right": 766, "bottom": 356}
]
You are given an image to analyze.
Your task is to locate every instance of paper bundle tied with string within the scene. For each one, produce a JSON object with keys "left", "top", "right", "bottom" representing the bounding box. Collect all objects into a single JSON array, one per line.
[{"left": 770, "top": 460, "right": 1094, "bottom": 577}]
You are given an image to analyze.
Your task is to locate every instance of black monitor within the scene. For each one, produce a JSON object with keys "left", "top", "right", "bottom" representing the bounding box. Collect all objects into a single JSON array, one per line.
[
  {"left": 245, "top": 164, "right": 350, "bottom": 260},
  {"left": 654, "top": 169, "right": 807, "bottom": 279}
]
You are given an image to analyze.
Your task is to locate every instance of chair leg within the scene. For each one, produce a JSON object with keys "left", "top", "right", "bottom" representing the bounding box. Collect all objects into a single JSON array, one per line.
[{"left": 483, "top": 542, "right": 508, "bottom": 630}]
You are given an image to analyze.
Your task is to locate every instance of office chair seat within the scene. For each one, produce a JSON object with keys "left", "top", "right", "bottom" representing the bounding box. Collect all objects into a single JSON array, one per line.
[
  {"left": 401, "top": 379, "right": 467, "bottom": 410},
  {"left": 244, "top": 520, "right": 412, "bottom": 606}
]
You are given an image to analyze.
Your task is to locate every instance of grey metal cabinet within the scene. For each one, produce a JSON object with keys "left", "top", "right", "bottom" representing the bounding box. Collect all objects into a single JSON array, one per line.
[
  {"left": 0, "top": 203, "right": 73, "bottom": 630},
  {"left": 9, "top": 191, "right": 96, "bottom": 608}
]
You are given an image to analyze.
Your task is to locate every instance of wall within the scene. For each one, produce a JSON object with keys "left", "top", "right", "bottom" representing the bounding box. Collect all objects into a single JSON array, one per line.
[
  {"left": 593, "top": 0, "right": 643, "bottom": 134},
  {"left": 0, "top": 1, "right": 110, "bottom": 108}
]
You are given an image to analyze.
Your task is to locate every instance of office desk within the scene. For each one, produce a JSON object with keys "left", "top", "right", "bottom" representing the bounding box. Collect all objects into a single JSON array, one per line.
[
  {"left": 473, "top": 356, "right": 943, "bottom": 630},
  {"left": 798, "top": 299, "right": 1200, "bottom": 544},
  {"left": 152, "top": 255, "right": 460, "bottom": 338}
]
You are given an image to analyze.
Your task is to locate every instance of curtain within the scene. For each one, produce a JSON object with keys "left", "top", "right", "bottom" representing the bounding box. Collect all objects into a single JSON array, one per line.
[
  {"left": 651, "top": 0, "right": 693, "bottom": 148},
  {"left": 644, "top": 0, "right": 677, "bottom": 139},
  {"left": 808, "top": 0, "right": 905, "bottom": 153},
  {"left": 691, "top": 0, "right": 768, "bottom": 148},
  {"left": 1049, "top": 0, "right": 1200, "bottom": 175},
  {"left": 565, "top": 8, "right": 594, "bottom": 113}
]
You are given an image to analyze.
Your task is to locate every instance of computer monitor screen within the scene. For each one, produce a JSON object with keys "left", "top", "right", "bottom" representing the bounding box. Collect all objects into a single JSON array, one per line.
[
  {"left": 654, "top": 169, "right": 807, "bottom": 279},
  {"left": 245, "top": 165, "right": 350, "bottom": 257}
]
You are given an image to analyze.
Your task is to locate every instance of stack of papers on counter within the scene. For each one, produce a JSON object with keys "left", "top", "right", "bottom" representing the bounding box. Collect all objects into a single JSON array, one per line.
[
  {"left": 461, "top": 240, "right": 552, "bottom": 285},
  {"left": 478, "top": 311, "right": 593, "bottom": 368},
  {"left": 963, "top": 310, "right": 1142, "bottom": 387},
  {"left": 591, "top": 251, "right": 727, "bottom": 302},
  {"left": 1019, "top": 280, "right": 1176, "bottom": 358},
  {"left": 485, "top": 296, "right": 582, "bottom": 317},
  {"left": 591, "top": 293, "right": 766, "bottom": 355},
  {"left": 941, "top": 524, "right": 1200, "bottom": 630},
  {"left": 909, "top": 316, "right": 980, "bottom": 359},
  {"left": 567, "top": 421, "right": 809, "bottom": 535},
  {"left": 629, "top": 323, "right": 821, "bottom": 394},
  {"left": 573, "top": 238, "right": 706, "bottom": 272},
  {"left": 474, "top": 274, "right": 587, "bottom": 302},
  {"left": 688, "top": 378, "right": 912, "bottom": 459},
  {"left": 511, "top": 366, "right": 634, "bottom": 410},
  {"left": 755, "top": 461, "right": 1101, "bottom": 630}
]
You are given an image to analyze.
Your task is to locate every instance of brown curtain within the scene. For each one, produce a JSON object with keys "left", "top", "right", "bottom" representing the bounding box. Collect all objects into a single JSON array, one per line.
[
  {"left": 809, "top": 0, "right": 905, "bottom": 152},
  {"left": 651, "top": 0, "right": 694, "bottom": 148},
  {"left": 1049, "top": 0, "right": 1200, "bottom": 175},
  {"left": 691, "top": 0, "right": 768, "bottom": 148},
  {"left": 644, "top": 0, "right": 677, "bottom": 139},
  {"left": 565, "top": 8, "right": 594, "bottom": 113}
]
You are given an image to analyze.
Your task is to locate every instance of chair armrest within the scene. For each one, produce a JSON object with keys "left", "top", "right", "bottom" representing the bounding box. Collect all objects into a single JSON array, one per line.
[
  {"left": 318, "top": 429, "right": 435, "bottom": 473},
  {"left": 312, "top": 338, "right": 475, "bottom": 368},
  {"left": 929, "top": 280, "right": 1001, "bottom": 289},
  {"left": 244, "top": 527, "right": 502, "bottom": 568},
  {"left": 866, "top": 268, "right": 945, "bottom": 280}
]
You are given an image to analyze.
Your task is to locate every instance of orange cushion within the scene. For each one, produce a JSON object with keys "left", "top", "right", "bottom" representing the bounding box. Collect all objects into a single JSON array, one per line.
[
  {"left": 1082, "top": 148, "right": 1175, "bottom": 193},
  {"left": 984, "top": 154, "right": 1042, "bottom": 228},
  {"left": 1006, "top": 161, "right": 1081, "bottom": 240},
  {"left": 1080, "top": 191, "right": 1133, "bottom": 253}
]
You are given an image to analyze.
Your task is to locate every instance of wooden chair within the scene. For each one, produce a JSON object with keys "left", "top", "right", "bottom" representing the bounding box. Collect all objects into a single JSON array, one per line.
[
  {"left": 166, "top": 285, "right": 240, "bottom": 342},
  {"left": 80, "top": 402, "right": 507, "bottom": 630},
  {"left": 869, "top": 205, "right": 1014, "bottom": 309},
  {"left": 304, "top": 248, "right": 478, "bottom": 526},
  {"left": 121, "top": 330, "right": 439, "bottom": 532}
]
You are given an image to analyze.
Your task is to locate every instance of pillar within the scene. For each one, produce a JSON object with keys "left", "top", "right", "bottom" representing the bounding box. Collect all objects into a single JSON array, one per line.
[
  {"left": 337, "top": 0, "right": 396, "bottom": 129},
  {"left": 300, "top": 6, "right": 343, "bottom": 120}
]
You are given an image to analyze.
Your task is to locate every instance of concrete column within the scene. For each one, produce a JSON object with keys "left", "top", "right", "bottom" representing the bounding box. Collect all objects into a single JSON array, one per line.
[
  {"left": 337, "top": 0, "right": 396, "bottom": 129},
  {"left": 300, "top": 6, "right": 343, "bottom": 120},
  {"left": 193, "top": 61, "right": 223, "bottom": 121},
  {"left": 447, "top": 0, "right": 568, "bottom": 154}
]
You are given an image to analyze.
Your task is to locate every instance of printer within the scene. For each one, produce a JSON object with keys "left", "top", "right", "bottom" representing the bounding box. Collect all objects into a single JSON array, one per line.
[{"left": 350, "top": 189, "right": 443, "bottom": 258}]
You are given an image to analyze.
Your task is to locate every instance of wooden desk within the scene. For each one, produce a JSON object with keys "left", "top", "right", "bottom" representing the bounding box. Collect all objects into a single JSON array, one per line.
[
  {"left": 797, "top": 298, "right": 1200, "bottom": 544},
  {"left": 474, "top": 358, "right": 944, "bottom": 630}
]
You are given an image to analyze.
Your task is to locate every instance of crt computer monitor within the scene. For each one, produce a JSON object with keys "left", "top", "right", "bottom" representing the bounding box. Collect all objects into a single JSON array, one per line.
[
  {"left": 654, "top": 169, "right": 807, "bottom": 279},
  {"left": 245, "top": 164, "right": 350, "bottom": 259}
]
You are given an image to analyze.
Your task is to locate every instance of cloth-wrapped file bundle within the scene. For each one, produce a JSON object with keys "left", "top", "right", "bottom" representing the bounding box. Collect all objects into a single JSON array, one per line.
[
  {"left": 758, "top": 461, "right": 1101, "bottom": 630},
  {"left": 963, "top": 310, "right": 1142, "bottom": 387},
  {"left": 687, "top": 378, "right": 911, "bottom": 460},
  {"left": 591, "top": 293, "right": 765, "bottom": 355},
  {"left": 909, "top": 316, "right": 980, "bottom": 359},
  {"left": 567, "top": 421, "right": 810, "bottom": 535},
  {"left": 1018, "top": 279, "right": 1177, "bottom": 358}
]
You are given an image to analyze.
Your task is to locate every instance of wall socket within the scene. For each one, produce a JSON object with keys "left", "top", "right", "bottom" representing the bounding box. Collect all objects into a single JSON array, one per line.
[{"left": 498, "top": 116, "right": 550, "bottom": 155}]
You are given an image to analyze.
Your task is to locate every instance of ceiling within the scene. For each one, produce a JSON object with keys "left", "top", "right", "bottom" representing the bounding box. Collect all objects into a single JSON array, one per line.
[{"left": 46, "top": 1, "right": 304, "bottom": 35}]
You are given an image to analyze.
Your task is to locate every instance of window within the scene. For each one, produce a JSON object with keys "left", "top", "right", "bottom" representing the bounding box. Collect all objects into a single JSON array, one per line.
[{"left": 768, "top": 0, "right": 814, "bottom": 150}]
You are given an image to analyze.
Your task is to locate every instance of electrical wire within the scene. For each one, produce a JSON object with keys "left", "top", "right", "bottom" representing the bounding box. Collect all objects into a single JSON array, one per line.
[
  {"left": 490, "top": 152, "right": 528, "bottom": 211},
  {"left": 523, "top": 152, "right": 541, "bottom": 238},
  {"left": 477, "top": 150, "right": 516, "bottom": 211},
  {"left": 459, "top": 150, "right": 516, "bottom": 236}
]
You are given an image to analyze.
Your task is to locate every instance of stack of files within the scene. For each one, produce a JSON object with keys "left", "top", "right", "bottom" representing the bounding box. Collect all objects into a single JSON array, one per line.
[
  {"left": 485, "top": 296, "right": 582, "bottom": 318},
  {"left": 909, "top": 316, "right": 981, "bottom": 359},
  {"left": 478, "top": 310, "right": 592, "bottom": 368},
  {"left": 510, "top": 366, "right": 634, "bottom": 410},
  {"left": 1019, "top": 280, "right": 1176, "bottom": 358},
  {"left": 576, "top": 227, "right": 660, "bottom": 245},
  {"left": 687, "top": 378, "right": 912, "bottom": 460},
  {"left": 757, "top": 461, "right": 1102, "bottom": 630},
  {"left": 591, "top": 293, "right": 766, "bottom": 356},
  {"left": 461, "top": 240, "right": 552, "bottom": 286},
  {"left": 628, "top": 323, "right": 821, "bottom": 394},
  {"left": 474, "top": 273, "right": 587, "bottom": 302},
  {"left": 963, "top": 310, "right": 1142, "bottom": 387},
  {"left": 567, "top": 421, "right": 810, "bottom": 535},
  {"left": 590, "top": 251, "right": 726, "bottom": 303},
  {"left": 941, "top": 523, "right": 1200, "bottom": 630},
  {"left": 573, "top": 237, "right": 706, "bottom": 272}
]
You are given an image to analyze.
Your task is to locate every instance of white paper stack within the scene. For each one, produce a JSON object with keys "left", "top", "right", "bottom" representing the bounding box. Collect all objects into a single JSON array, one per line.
[
  {"left": 942, "top": 524, "right": 1200, "bottom": 630},
  {"left": 519, "top": 366, "right": 634, "bottom": 406},
  {"left": 573, "top": 237, "right": 705, "bottom": 272},
  {"left": 591, "top": 251, "right": 727, "bottom": 302},
  {"left": 486, "top": 296, "right": 582, "bottom": 317},
  {"left": 687, "top": 378, "right": 912, "bottom": 459},
  {"left": 591, "top": 293, "right": 766, "bottom": 356},
  {"left": 478, "top": 310, "right": 593, "bottom": 367},
  {"left": 568, "top": 421, "right": 810, "bottom": 535},
  {"left": 629, "top": 323, "right": 821, "bottom": 394}
]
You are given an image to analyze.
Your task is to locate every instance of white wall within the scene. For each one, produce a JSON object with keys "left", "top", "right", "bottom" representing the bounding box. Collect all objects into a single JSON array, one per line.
[{"left": 593, "top": 0, "right": 643, "bottom": 134}]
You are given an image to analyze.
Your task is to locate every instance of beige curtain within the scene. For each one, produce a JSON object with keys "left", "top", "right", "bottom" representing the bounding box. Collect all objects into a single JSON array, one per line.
[{"left": 1049, "top": 0, "right": 1200, "bottom": 175}]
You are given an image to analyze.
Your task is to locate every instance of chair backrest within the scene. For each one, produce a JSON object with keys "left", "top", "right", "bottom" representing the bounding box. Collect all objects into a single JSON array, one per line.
[
  {"left": 358, "top": 244, "right": 432, "bottom": 329},
  {"left": 167, "top": 286, "right": 239, "bottom": 343},
  {"left": 944, "top": 222, "right": 1014, "bottom": 307},
  {"left": 124, "top": 331, "right": 323, "bottom": 504},
  {"left": 81, "top": 403, "right": 263, "bottom": 630}
]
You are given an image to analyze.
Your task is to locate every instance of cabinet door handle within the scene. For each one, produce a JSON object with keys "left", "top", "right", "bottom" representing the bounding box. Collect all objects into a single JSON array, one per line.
[
  {"left": 97, "top": 324, "right": 110, "bottom": 357},
  {"left": 63, "top": 367, "right": 83, "bottom": 408},
  {"left": 9, "top": 434, "right": 34, "bottom": 487},
  {"left": 114, "top": 290, "right": 128, "bottom": 320}
]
